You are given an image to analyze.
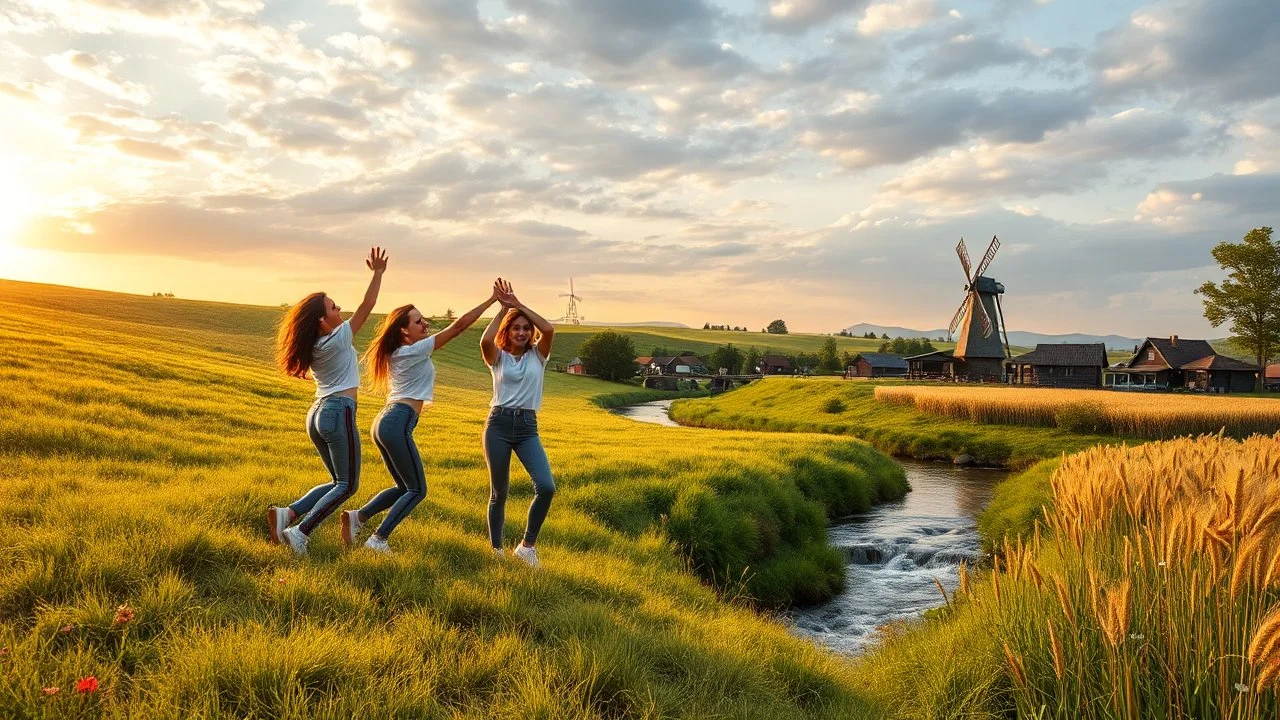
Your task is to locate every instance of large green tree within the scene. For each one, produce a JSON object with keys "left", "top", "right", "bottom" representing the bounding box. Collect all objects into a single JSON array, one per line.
[
  {"left": 818, "top": 337, "right": 841, "bottom": 371},
  {"left": 578, "top": 330, "right": 638, "bottom": 382},
  {"left": 1195, "top": 227, "right": 1280, "bottom": 391},
  {"left": 766, "top": 319, "right": 788, "bottom": 334},
  {"left": 708, "top": 344, "right": 743, "bottom": 374}
]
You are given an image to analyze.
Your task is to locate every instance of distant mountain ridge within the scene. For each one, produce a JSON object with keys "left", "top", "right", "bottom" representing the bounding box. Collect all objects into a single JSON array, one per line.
[
  {"left": 843, "top": 323, "right": 1143, "bottom": 351},
  {"left": 580, "top": 320, "right": 689, "bottom": 328}
]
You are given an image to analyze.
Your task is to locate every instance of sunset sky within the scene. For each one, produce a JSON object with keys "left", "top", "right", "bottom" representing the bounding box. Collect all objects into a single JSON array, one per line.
[{"left": 1, "top": 0, "right": 1276, "bottom": 335}]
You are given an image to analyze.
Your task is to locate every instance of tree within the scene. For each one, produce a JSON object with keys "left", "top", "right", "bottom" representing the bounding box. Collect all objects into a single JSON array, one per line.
[
  {"left": 703, "top": 322, "right": 710, "bottom": 330},
  {"left": 578, "top": 330, "right": 638, "bottom": 382},
  {"left": 709, "top": 343, "right": 743, "bottom": 374},
  {"left": 767, "top": 319, "right": 788, "bottom": 334},
  {"left": 445, "top": 308, "right": 455, "bottom": 320},
  {"left": 1196, "top": 227, "right": 1280, "bottom": 391},
  {"left": 744, "top": 346, "right": 762, "bottom": 374},
  {"left": 818, "top": 337, "right": 841, "bottom": 371}
]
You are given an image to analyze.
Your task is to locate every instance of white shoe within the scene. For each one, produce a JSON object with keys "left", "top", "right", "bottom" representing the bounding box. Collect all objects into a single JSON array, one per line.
[
  {"left": 268, "top": 506, "right": 291, "bottom": 544},
  {"left": 282, "top": 526, "right": 309, "bottom": 557},
  {"left": 365, "top": 535, "right": 391, "bottom": 554},
  {"left": 513, "top": 544, "right": 540, "bottom": 568},
  {"left": 340, "top": 510, "right": 363, "bottom": 547}
]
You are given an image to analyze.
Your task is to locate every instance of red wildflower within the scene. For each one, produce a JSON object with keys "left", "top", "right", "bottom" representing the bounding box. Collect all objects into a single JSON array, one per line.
[
  {"left": 42, "top": 687, "right": 59, "bottom": 697},
  {"left": 75, "top": 677, "right": 98, "bottom": 694},
  {"left": 58, "top": 624, "right": 73, "bottom": 634},
  {"left": 113, "top": 603, "right": 135, "bottom": 626},
  {"left": 0, "top": 646, "right": 8, "bottom": 659}
]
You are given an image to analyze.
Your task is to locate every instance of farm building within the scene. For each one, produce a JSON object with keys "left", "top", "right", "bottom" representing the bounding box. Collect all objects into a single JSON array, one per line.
[
  {"left": 905, "top": 350, "right": 955, "bottom": 380},
  {"left": 758, "top": 355, "right": 796, "bottom": 375},
  {"left": 844, "top": 353, "right": 908, "bottom": 378},
  {"left": 1103, "top": 336, "right": 1259, "bottom": 393},
  {"left": 1268, "top": 363, "right": 1280, "bottom": 390},
  {"left": 566, "top": 357, "right": 585, "bottom": 375},
  {"left": 637, "top": 355, "right": 707, "bottom": 375},
  {"left": 1007, "top": 344, "right": 1107, "bottom": 388}
]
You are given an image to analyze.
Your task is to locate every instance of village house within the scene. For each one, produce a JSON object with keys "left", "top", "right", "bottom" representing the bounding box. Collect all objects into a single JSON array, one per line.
[
  {"left": 1007, "top": 343, "right": 1107, "bottom": 388},
  {"left": 1103, "top": 336, "right": 1260, "bottom": 393},
  {"left": 566, "top": 357, "right": 585, "bottom": 375},
  {"left": 757, "top": 355, "right": 796, "bottom": 375},
  {"left": 635, "top": 355, "right": 707, "bottom": 375},
  {"left": 1268, "top": 363, "right": 1280, "bottom": 391},
  {"left": 844, "top": 352, "right": 908, "bottom": 378},
  {"left": 905, "top": 350, "right": 955, "bottom": 379}
]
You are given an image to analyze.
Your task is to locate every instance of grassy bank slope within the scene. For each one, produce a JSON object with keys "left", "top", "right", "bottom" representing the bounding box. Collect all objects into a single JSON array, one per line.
[
  {"left": 0, "top": 280, "right": 906, "bottom": 718},
  {"left": 670, "top": 378, "right": 1113, "bottom": 469}
]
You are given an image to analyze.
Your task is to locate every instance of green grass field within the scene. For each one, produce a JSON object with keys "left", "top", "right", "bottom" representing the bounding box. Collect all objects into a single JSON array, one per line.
[{"left": 0, "top": 280, "right": 915, "bottom": 718}]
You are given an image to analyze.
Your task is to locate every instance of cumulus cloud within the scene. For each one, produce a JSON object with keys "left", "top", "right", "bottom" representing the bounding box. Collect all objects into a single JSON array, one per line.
[
  {"left": 44, "top": 49, "right": 152, "bottom": 104},
  {"left": 761, "top": 0, "right": 869, "bottom": 34},
  {"left": 856, "top": 0, "right": 939, "bottom": 35}
]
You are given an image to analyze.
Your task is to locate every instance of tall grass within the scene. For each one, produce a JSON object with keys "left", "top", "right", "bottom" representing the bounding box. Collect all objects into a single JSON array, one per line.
[
  {"left": 856, "top": 433, "right": 1280, "bottom": 718},
  {"left": 875, "top": 385, "right": 1280, "bottom": 439},
  {"left": 0, "top": 280, "right": 907, "bottom": 718}
]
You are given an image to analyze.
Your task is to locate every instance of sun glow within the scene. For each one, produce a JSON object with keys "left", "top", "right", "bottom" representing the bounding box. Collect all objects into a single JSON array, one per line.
[{"left": 0, "top": 159, "right": 38, "bottom": 273}]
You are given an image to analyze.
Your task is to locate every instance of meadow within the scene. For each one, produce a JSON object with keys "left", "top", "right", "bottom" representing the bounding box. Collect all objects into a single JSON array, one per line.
[
  {"left": 853, "top": 433, "right": 1280, "bottom": 719},
  {"left": 669, "top": 377, "right": 1113, "bottom": 469},
  {"left": 0, "top": 280, "right": 908, "bottom": 718},
  {"left": 875, "top": 384, "right": 1280, "bottom": 440}
]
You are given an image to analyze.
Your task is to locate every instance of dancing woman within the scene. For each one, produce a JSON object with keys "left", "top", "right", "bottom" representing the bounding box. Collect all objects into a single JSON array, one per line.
[
  {"left": 480, "top": 279, "right": 556, "bottom": 567},
  {"left": 269, "top": 248, "right": 388, "bottom": 556},
  {"left": 339, "top": 288, "right": 502, "bottom": 553}
]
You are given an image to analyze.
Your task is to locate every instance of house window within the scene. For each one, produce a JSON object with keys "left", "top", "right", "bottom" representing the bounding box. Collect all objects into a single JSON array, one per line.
[
  {"left": 1064, "top": 367, "right": 1074, "bottom": 377},
  {"left": 1147, "top": 350, "right": 1154, "bottom": 361}
]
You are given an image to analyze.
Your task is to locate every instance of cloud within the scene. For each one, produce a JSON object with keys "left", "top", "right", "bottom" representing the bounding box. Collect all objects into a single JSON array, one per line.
[
  {"left": 802, "top": 87, "right": 1090, "bottom": 168},
  {"left": 114, "top": 138, "right": 185, "bottom": 162},
  {"left": 1137, "top": 172, "right": 1280, "bottom": 227},
  {"left": 44, "top": 49, "right": 152, "bottom": 104},
  {"left": 857, "top": 0, "right": 939, "bottom": 35},
  {"left": 761, "top": 0, "right": 869, "bottom": 34},
  {"left": 1092, "top": 0, "right": 1280, "bottom": 103}
]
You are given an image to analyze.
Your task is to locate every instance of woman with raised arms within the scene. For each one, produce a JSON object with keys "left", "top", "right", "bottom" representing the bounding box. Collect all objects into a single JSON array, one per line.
[
  {"left": 480, "top": 279, "right": 557, "bottom": 568},
  {"left": 268, "top": 248, "right": 388, "bottom": 556},
  {"left": 338, "top": 285, "right": 503, "bottom": 553}
]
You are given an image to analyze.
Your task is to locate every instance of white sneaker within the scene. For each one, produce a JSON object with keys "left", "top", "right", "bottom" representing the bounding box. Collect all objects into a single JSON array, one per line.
[
  {"left": 513, "top": 544, "right": 540, "bottom": 568},
  {"left": 282, "top": 526, "right": 309, "bottom": 557},
  {"left": 340, "top": 510, "right": 363, "bottom": 547},
  {"left": 268, "top": 506, "right": 291, "bottom": 544},
  {"left": 365, "top": 535, "right": 391, "bottom": 554}
]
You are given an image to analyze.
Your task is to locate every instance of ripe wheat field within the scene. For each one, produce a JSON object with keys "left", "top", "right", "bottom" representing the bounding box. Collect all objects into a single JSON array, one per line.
[
  {"left": 874, "top": 385, "right": 1280, "bottom": 440},
  {"left": 0, "top": 280, "right": 907, "bottom": 719}
]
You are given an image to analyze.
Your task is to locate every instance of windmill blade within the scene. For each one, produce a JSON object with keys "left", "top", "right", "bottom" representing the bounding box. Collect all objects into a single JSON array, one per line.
[
  {"left": 973, "top": 235, "right": 1001, "bottom": 279},
  {"left": 955, "top": 238, "right": 972, "bottom": 283},
  {"left": 947, "top": 297, "right": 968, "bottom": 338},
  {"left": 973, "top": 292, "right": 994, "bottom": 337}
]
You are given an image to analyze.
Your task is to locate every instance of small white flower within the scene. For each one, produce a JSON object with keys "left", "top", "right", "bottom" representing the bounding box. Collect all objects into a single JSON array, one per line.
[
  {"left": 1157, "top": 561, "right": 1167, "bottom": 567},
  {"left": 1129, "top": 633, "right": 1145, "bottom": 640},
  {"left": 1235, "top": 682, "right": 1249, "bottom": 693}
]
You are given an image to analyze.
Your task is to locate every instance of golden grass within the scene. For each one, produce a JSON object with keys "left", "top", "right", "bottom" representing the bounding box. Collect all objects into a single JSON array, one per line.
[{"left": 875, "top": 385, "right": 1280, "bottom": 439}]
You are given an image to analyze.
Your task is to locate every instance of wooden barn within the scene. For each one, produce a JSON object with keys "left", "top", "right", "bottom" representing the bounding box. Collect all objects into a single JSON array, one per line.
[
  {"left": 1267, "top": 363, "right": 1280, "bottom": 390},
  {"left": 566, "top": 357, "right": 585, "bottom": 375},
  {"left": 905, "top": 350, "right": 955, "bottom": 379},
  {"left": 844, "top": 353, "right": 909, "bottom": 378},
  {"left": 1007, "top": 344, "right": 1107, "bottom": 388},
  {"left": 1103, "top": 336, "right": 1260, "bottom": 393},
  {"left": 637, "top": 355, "right": 707, "bottom": 375},
  {"left": 758, "top": 355, "right": 796, "bottom": 375}
]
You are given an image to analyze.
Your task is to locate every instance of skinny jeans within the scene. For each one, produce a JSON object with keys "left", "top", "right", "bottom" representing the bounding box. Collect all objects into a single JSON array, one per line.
[
  {"left": 358, "top": 402, "right": 426, "bottom": 539},
  {"left": 290, "top": 395, "right": 360, "bottom": 535},
  {"left": 483, "top": 407, "right": 555, "bottom": 548}
]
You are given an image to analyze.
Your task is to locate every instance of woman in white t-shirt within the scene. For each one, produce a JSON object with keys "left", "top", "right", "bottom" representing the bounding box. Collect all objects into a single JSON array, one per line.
[
  {"left": 338, "top": 288, "right": 501, "bottom": 553},
  {"left": 268, "top": 248, "right": 388, "bottom": 556},
  {"left": 480, "top": 279, "right": 556, "bottom": 568}
]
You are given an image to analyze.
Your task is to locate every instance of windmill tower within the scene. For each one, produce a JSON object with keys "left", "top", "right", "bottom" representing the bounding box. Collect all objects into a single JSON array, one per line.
[
  {"left": 947, "top": 236, "right": 1011, "bottom": 379},
  {"left": 558, "top": 278, "right": 583, "bottom": 325}
]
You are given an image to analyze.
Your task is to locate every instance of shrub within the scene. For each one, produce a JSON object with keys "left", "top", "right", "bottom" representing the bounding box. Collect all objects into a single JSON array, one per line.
[{"left": 822, "top": 398, "right": 846, "bottom": 414}]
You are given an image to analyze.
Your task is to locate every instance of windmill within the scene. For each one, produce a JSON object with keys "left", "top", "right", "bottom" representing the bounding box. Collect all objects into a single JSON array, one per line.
[
  {"left": 947, "top": 235, "right": 1011, "bottom": 379},
  {"left": 557, "top": 278, "right": 584, "bottom": 325}
]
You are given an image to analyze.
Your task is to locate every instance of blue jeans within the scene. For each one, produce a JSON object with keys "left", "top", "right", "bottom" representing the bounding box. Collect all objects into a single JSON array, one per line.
[
  {"left": 483, "top": 407, "right": 555, "bottom": 548},
  {"left": 290, "top": 396, "right": 360, "bottom": 535},
  {"left": 359, "top": 403, "right": 426, "bottom": 539}
]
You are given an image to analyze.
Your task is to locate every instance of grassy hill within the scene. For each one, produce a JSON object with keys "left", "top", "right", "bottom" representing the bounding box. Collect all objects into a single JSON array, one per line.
[{"left": 0, "top": 280, "right": 908, "bottom": 718}]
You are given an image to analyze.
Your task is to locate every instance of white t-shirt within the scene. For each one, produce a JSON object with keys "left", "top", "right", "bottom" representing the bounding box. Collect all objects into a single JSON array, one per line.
[
  {"left": 489, "top": 347, "right": 547, "bottom": 411},
  {"left": 388, "top": 336, "right": 436, "bottom": 404},
  {"left": 311, "top": 320, "right": 360, "bottom": 398}
]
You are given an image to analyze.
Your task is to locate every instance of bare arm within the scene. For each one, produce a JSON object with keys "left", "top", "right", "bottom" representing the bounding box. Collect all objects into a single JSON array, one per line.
[
  {"left": 348, "top": 247, "right": 388, "bottom": 335},
  {"left": 433, "top": 290, "right": 499, "bottom": 352},
  {"left": 480, "top": 279, "right": 508, "bottom": 366}
]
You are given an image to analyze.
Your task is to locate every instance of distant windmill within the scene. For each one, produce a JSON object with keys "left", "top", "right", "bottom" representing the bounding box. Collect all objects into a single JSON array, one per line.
[
  {"left": 557, "top": 278, "right": 584, "bottom": 325},
  {"left": 947, "top": 235, "right": 1011, "bottom": 379}
]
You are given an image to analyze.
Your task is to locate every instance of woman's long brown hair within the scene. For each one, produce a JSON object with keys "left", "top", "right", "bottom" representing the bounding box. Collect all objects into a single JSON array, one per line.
[
  {"left": 495, "top": 307, "right": 538, "bottom": 354},
  {"left": 362, "top": 304, "right": 416, "bottom": 394},
  {"left": 276, "top": 292, "right": 328, "bottom": 379}
]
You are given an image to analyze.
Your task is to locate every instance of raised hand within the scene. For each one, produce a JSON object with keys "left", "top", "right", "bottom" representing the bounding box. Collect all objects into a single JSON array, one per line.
[
  {"left": 366, "top": 246, "right": 389, "bottom": 273},
  {"left": 494, "top": 278, "right": 517, "bottom": 307}
]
